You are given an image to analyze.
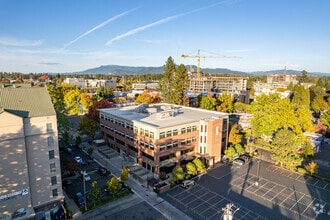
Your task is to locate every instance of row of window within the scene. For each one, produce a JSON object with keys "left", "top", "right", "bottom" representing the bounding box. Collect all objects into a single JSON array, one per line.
[
  {"left": 138, "top": 128, "right": 155, "bottom": 138},
  {"left": 159, "top": 137, "right": 197, "bottom": 151},
  {"left": 101, "top": 115, "right": 134, "bottom": 131},
  {"left": 159, "top": 125, "right": 197, "bottom": 139},
  {"left": 140, "top": 140, "right": 155, "bottom": 150}
]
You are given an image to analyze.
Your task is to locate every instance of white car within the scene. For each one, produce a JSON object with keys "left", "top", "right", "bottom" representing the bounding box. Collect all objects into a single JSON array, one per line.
[
  {"left": 82, "top": 172, "right": 91, "bottom": 181},
  {"left": 180, "top": 180, "right": 195, "bottom": 189},
  {"left": 74, "top": 156, "right": 82, "bottom": 163}
]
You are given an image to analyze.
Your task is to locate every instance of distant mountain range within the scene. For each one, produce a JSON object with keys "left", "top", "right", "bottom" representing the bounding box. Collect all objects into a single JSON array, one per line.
[{"left": 73, "top": 65, "right": 329, "bottom": 76}]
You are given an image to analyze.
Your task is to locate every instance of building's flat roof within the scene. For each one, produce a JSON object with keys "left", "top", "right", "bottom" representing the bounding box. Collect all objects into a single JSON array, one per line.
[{"left": 100, "top": 103, "right": 229, "bottom": 128}]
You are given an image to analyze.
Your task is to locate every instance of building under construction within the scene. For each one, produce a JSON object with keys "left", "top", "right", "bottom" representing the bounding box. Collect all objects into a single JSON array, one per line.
[{"left": 188, "top": 76, "right": 250, "bottom": 103}]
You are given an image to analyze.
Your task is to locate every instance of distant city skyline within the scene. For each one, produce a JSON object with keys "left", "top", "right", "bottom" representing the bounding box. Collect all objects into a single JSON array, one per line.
[{"left": 1, "top": 0, "right": 329, "bottom": 74}]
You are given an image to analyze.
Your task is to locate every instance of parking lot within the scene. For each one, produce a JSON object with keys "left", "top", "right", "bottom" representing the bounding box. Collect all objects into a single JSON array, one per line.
[
  {"left": 60, "top": 147, "right": 113, "bottom": 205},
  {"left": 161, "top": 160, "right": 330, "bottom": 220}
]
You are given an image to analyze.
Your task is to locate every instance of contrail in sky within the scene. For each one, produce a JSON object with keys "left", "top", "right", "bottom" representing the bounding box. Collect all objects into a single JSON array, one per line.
[
  {"left": 63, "top": 7, "right": 138, "bottom": 49},
  {"left": 105, "top": 0, "right": 235, "bottom": 46}
]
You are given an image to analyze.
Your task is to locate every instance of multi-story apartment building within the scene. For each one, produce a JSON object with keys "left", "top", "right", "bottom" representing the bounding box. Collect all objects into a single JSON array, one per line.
[
  {"left": 0, "top": 85, "right": 64, "bottom": 220},
  {"left": 64, "top": 77, "right": 117, "bottom": 89},
  {"left": 253, "top": 74, "right": 298, "bottom": 98},
  {"left": 99, "top": 103, "right": 229, "bottom": 175}
]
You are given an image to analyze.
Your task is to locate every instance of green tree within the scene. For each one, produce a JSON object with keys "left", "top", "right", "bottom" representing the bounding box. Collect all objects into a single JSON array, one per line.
[
  {"left": 311, "top": 95, "right": 329, "bottom": 113},
  {"left": 56, "top": 111, "right": 70, "bottom": 137},
  {"left": 299, "top": 70, "right": 308, "bottom": 83},
  {"left": 287, "top": 82, "right": 294, "bottom": 92},
  {"left": 270, "top": 129, "right": 302, "bottom": 170},
  {"left": 250, "top": 93, "right": 312, "bottom": 139},
  {"left": 301, "top": 140, "right": 314, "bottom": 157},
  {"left": 225, "top": 146, "right": 237, "bottom": 159},
  {"left": 135, "top": 91, "right": 161, "bottom": 104},
  {"left": 309, "top": 85, "right": 326, "bottom": 102},
  {"left": 185, "top": 162, "right": 196, "bottom": 176},
  {"left": 171, "top": 64, "right": 189, "bottom": 106},
  {"left": 216, "top": 92, "right": 234, "bottom": 113},
  {"left": 62, "top": 130, "right": 72, "bottom": 147},
  {"left": 96, "top": 86, "right": 114, "bottom": 99},
  {"left": 64, "top": 89, "right": 81, "bottom": 115},
  {"left": 78, "top": 115, "right": 98, "bottom": 137},
  {"left": 89, "top": 181, "right": 101, "bottom": 207},
  {"left": 75, "top": 135, "right": 82, "bottom": 148},
  {"left": 291, "top": 84, "right": 310, "bottom": 108},
  {"left": 47, "top": 84, "right": 65, "bottom": 112},
  {"left": 305, "top": 161, "right": 318, "bottom": 175},
  {"left": 320, "top": 110, "right": 330, "bottom": 127},
  {"left": 172, "top": 166, "right": 184, "bottom": 182},
  {"left": 234, "top": 144, "right": 245, "bottom": 154},
  {"left": 234, "top": 102, "right": 250, "bottom": 113},
  {"left": 80, "top": 93, "right": 94, "bottom": 113},
  {"left": 158, "top": 56, "right": 176, "bottom": 103},
  {"left": 192, "top": 158, "right": 204, "bottom": 172},
  {"left": 228, "top": 124, "right": 243, "bottom": 145},
  {"left": 106, "top": 177, "right": 122, "bottom": 198},
  {"left": 87, "top": 147, "right": 94, "bottom": 156},
  {"left": 199, "top": 94, "right": 216, "bottom": 110},
  {"left": 121, "top": 167, "right": 129, "bottom": 182}
]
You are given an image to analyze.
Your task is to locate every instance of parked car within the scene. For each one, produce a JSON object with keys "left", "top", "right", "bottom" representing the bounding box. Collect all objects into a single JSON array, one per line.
[
  {"left": 81, "top": 172, "right": 91, "bottom": 181},
  {"left": 65, "top": 147, "right": 73, "bottom": 154},
  {"left": 75, "top": 192, "right": 85, "bottom": 206},
  {"left": 74, "top": 156, "right": 82, "bottom": 164},
  {"left": 77, "top": 160, "right": 89, "bottom": 166},
  {"left": 239, "top": 154, "right": 251, "bottom": 163},
  {"left": 62, "top": 178, "right": 73, "bottom": 186},
  {"left": 233, "top": 158, "right": 245, "bottom": 166},
  {"left": 98, "top": 166, "right": 108, "bottom": 176},
  {"left": 180, "top": 180, "right": 195, "bottom": 189}
]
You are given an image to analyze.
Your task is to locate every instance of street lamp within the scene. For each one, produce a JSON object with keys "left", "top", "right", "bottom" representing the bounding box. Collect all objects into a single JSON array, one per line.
[
  {"left": 82, "top": 171, "right": 87, "bottom": 211},
  {"left": 255, "top": 160, "right": 261, "bottom": 186}
]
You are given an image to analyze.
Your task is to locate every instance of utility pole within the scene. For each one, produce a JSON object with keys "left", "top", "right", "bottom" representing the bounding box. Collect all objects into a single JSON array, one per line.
[
  {"left": 255, "top": 160, "right": 261, "bottom": 186},
  {"left": 82, "top": 171, "right": 87, "bottom": 211}
]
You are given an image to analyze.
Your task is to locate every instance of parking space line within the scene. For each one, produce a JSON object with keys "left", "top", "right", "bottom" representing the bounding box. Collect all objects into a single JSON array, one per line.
[
  {"left": 230, "top": 174, "right": 321, "bottom": 220},
  {"left": 267, "top": 165, "right": 330, "bottom": 193},
  {"left": 174, "top": 183, "right": 267, "bottom": 220}
]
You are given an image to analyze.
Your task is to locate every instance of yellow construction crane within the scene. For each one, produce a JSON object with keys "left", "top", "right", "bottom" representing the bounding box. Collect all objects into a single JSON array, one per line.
[{"left": 181, "top": 49, "right": 240, "bottom": 77}]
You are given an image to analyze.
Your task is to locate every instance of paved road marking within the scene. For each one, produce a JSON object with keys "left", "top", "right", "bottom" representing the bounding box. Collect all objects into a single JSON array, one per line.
[{"left": 230, "top": 173, "right": 328, "bottom": 219}]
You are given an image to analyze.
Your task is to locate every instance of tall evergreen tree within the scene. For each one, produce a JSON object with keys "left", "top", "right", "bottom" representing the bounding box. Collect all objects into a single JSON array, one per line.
[
  {"left": 172, "top": 64, "right": 189, "bottom": 105},
  {"left": 158, "top": 56, "right": 176, "bottom": 103}
]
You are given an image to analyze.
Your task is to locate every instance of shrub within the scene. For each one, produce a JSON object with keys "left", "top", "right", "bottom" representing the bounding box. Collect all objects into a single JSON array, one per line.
[
  {"left": 297, "top": 167, "right": 308, "bottom": 175},
  {"left": 87, "top": 147, "right": 94, "bottom": 156},
  {"left": 159, "top": 171, "right": 167, "bottom": 180}
]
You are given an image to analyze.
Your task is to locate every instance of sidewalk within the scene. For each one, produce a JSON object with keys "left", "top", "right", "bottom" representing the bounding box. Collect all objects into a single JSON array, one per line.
[{"left": 88, "top": 147, "right": 192, "bottom": 220}]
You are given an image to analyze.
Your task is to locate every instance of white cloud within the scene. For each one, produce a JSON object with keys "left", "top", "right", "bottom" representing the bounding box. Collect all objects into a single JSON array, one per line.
[
  {"left": 105, "top": 0, "right": 234, "bottom": 46},
  {"left": 0, "top": 37, "right": 42, "bottom": 47},
  {"left": 63, "top": 7, "right": 139, "bottom": 49}
]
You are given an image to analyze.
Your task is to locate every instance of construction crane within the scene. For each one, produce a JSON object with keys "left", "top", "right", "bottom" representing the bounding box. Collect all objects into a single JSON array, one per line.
[{"left": 181, "top": 49, "right": 240, "bottom": 78}]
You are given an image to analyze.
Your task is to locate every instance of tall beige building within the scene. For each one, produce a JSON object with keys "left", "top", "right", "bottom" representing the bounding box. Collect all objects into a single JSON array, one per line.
[
  {"left": 99, "top": 103, "right": 229, "bottom": 175},
  {"left": 0, "top": 85, "right": 64, "bottom": 220}
]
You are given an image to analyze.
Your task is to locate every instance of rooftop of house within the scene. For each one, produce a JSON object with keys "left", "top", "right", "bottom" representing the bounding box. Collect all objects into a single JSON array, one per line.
[
  {"left": 100, "top": 103, "right": 229, "bottom": 128},
  {"left": 0, "top": 86, "right": 56, "bottom": 118}
]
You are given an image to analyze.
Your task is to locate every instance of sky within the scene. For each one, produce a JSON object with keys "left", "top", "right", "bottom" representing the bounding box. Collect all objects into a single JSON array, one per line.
[{"left": 1, "top": 0, "right": 330, "bottom": 74}]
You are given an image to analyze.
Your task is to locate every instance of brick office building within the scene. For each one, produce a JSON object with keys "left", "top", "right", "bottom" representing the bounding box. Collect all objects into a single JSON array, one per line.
[{"left": 99, "top": 103, "right": 229, "bottom": 175}]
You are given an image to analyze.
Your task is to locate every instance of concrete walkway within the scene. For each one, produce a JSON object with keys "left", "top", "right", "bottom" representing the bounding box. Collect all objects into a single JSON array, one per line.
[{"left": 68, "top": 145, "right": 191, "bottom": 220}]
